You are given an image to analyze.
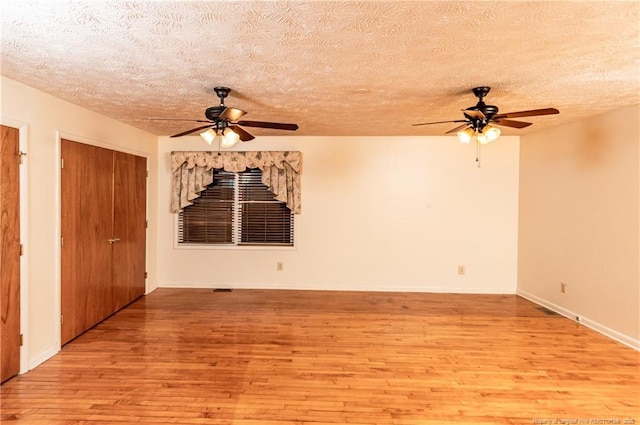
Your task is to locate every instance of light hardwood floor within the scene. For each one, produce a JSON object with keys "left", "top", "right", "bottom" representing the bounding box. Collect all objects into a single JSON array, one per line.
[{"left": 1, "top": 289, "right": 638, "bottom": 424}]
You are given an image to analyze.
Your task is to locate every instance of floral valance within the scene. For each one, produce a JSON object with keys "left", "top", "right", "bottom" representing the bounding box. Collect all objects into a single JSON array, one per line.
[{"left": 171, "top": 151, "right": 302, "bottom": 214}]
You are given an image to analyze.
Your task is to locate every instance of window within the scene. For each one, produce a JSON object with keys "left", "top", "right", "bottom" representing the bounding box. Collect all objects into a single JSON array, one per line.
[{"left": 178, "top": 168, "right": 294, "bottom": 246}]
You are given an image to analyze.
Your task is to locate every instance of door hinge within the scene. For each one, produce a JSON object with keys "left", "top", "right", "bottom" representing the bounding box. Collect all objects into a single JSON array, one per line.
[
  {"left": 146, "top": 170, "right": 149, "bottom": 177},
  {"left": 61, "top": 158, "right": 64, "bottom": 169},
  {"left": 144, "top": 271, "right": 148, "bottom": 279},
  {"left": 61, "top": 237, "right": 64, "bottom": 247},
  {"left": 145, "top": 220, "right": 148, "bottom": 229},
  {"left": 19, "top": 334, "right": 23, "bottom": 346},
  {"left": 19, "top": 151, "right": 27, "bottom": 164},
  {"left": 61, "top": 315, "right": 64, "bottom": 325},
  {"left": 19, "top": 244, "right": 24, "bottom": 256}
]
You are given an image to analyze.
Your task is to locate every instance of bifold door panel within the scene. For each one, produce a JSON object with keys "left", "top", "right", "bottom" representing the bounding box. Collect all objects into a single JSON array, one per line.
[{"left": 61, "top": 140, "right": 146, "bottom": 345}]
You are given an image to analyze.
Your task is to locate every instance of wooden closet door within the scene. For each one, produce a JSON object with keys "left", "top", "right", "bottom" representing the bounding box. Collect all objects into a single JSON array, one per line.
[
  {"left": 112, "top": 152, "right": 146, "bottom": 311},
  {"left": 61, "top": 140, "right": 114, "bottom": 345},
  {"left": 1, "top": 125, "right": 21, "bottom": 382}
]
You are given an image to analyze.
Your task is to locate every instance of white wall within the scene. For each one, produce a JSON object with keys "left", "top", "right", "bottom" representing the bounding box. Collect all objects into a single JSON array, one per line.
[
  {"left": 1, "top": 76, "right": 158, "bottom": 370},
  {"left": 157, "top": 134, "right": 520, "bottom": 293},
  {"left": 518, "top": 104, "right": 640, "bottom": 349}
]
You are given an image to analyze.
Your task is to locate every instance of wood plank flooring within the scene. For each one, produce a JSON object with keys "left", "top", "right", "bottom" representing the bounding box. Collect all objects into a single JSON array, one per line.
[{"left": 1, "top": 289, "right": 638, "bottom": 424}]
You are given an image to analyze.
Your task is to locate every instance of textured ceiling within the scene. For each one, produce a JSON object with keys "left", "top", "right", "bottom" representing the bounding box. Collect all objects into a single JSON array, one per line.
[{"left": 1, "top": 1, "right": 639, "bottom": 138}]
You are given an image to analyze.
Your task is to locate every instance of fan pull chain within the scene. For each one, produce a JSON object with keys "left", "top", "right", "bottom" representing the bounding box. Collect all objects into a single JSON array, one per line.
[{"left": 475, "top": 140, "right": 482, "bottom": 168}]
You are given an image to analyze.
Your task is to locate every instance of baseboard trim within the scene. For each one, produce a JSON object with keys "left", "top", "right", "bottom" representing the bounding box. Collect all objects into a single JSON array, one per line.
[
  {"left": 156, "top": 281, "right": 515, "bottom": 294},
  {"left": 28, "top": 344, "right": 59, "bottom": 371},
  {"left": 517, "top": 289, "right": 639, "bottom": 351}
]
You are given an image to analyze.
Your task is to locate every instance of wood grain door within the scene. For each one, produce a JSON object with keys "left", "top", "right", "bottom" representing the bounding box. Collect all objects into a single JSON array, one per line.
[
  {"left": 61, "top": 140, "right": 114, "bottom": 345},
  {"left": 1, "top": 125, "right": 21, "bottom": 383},
  {"left": 112, "top": 152, "right": 146, "bottom": 311}
]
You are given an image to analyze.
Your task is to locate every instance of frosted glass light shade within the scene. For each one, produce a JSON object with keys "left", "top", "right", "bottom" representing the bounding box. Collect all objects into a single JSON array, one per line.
[
  {"left": 482, "top": 125, "right": 501, "bottom": 143},
  {"left": 457, "top": 127, "right": 475, "bottom": 144},
  {"left": 477, "top": 125, "right": 501, "bottom": 144},
  {"left": 221, "top": 128, "right": 240, "bottom": 147},
  {"left": 200, "top": 129, "right": 216, "bottom": 145}
]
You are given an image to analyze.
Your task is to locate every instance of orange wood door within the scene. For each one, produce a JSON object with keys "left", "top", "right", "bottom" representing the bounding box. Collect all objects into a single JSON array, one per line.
[
  {"left": 61, "top": 140, "right": 114, "bottom": 345},
  {"left": 1, "top": 125, "right": 21, "bottom": 382},
  {"left": 112, "top": 152, "right": 146, "bottom": 311}
]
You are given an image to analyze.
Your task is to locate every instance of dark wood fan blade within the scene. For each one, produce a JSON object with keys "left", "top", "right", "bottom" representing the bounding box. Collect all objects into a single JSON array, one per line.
[
  {"left": 491, "top": 118, "right": 532, "bottom": 129},
  {"left": 494, "top": 108, "right": 559, "bottom": 119},
  {"left": 146, "top": 117, "right": 211, "bottom": 123},
  {"left": 170, "top": 124, "right": 214, "bottom": 138},
  {"left": 412, "top": 119, "right": 466, "bottom": 127},
  {"left": 463, "top": 109, "right": 485, "bottom": 120},
  {"left": 445, "top": 124, "right": 471, "bottom": 134},
  {"left": 228, "top": 125, "right": 255, "bottom": 142},
  {"left": 219, "top": 107, "right": 246, "bottom": 122},
  {"left": 237, "top": 120, "right": 299, "bottom": 131}
]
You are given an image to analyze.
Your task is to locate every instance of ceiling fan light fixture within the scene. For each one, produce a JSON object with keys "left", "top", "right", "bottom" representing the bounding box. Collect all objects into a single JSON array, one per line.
[
  {"left": 200, "top": 128, "right": 217, "bottom": 145},
  {"left": 478, "top": 125, "right": 501, "bottom": 144},
  {"left": 221, "top": 128, "right": 240, "bottom": 147},
  {"left": 411, "top": 87, "right": 558, "bottom": 152},
  {"left": 156, "top": 86, "right": 299, "bottom": 140},
  {"left": 457, "top": 127, "right": 475, "bottom": 144}
]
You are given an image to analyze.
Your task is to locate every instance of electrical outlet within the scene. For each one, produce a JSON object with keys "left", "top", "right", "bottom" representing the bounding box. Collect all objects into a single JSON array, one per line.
[
  {"left": 276, "top": 262, "right": 284, "bottom": 271},
  {"left": 457, "top": 265, "right": 465, "bottom": 275},
  {"left": 560, "top": 282, "right": 567, "bottom": 293}
]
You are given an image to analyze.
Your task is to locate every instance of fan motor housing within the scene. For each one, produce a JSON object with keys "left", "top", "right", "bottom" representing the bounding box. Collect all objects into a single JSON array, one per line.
[
  {"left": 205, "top": 106, "right": 225, "bottom": 121},
  {"left": 471, "top": 87, "right": 498, "bottom": 118},
  {"left": 469, "top": 102, "right": 499, "bottom": 118},
  {"left": 480, "top": 104, "right": 499, "bottom": 118}
]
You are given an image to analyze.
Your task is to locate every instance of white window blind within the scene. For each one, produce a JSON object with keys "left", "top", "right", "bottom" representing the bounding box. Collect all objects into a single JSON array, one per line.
[{"left": 178, "top": 168, "right": 294, "bottom": 246}]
